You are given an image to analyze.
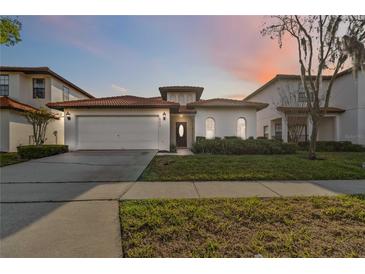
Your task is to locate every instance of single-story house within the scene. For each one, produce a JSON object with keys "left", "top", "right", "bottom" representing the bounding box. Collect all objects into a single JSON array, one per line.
[{"left": 48, "top": 86, "right": 267, "bottom": 151}]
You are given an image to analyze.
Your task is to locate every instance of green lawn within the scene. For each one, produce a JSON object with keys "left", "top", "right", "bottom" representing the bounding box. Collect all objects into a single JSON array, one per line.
[
  {"left": 120, "top": 196, "right": 365, "bottom": 257},
  {"left": 0, "top": 153, "right": 26, "bottom": 167},
  {"left": 140, "top": 152, "right": 365, "bottom": 181}
]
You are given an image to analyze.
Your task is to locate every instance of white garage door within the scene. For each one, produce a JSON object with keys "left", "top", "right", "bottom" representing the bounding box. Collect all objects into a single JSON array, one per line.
[{"left": 77, "top": 116, "right": 159, "bottom": 150}]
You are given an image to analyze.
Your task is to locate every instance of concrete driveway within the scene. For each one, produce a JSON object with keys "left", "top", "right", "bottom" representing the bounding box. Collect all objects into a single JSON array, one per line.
[
  {"left": 0, "top": 150, "right": 157, "bottom": 183},
  {"left": 0, "top": 150, "right": 156, "bottom": 257}
]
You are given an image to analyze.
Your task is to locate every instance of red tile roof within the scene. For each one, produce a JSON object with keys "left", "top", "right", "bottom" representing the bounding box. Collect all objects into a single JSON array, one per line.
[
  {"left": 0, "top": 96, "right": 38, "bottom": 112},
  {"left": 47, "top": 95, "right": 180, "bottom": 110},
  {"left": 188, "top": 98, "right": 268, "bottom": 110},
  {"left": 0, "top": 66, "right": 94, "bottom": 99},
  {"left": 276, "top": 106, "right": 345, "bottom": 114}
]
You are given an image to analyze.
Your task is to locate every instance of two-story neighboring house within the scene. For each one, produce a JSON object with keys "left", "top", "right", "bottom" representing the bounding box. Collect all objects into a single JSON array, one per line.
[
  {"left": 244, "top": 67, "right": 365, "bottom": 145},
  {"left": 47, "top": 86, "right": 267, "bottom": 151},
  {"left": 0, "top": 66, "right": 94, "bottom": 152}
]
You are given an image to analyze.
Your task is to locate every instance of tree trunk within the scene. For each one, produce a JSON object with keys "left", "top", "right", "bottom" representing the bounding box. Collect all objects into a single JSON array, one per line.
[{"left": 309, "top": 117, "right": 319, "bottom": 160}]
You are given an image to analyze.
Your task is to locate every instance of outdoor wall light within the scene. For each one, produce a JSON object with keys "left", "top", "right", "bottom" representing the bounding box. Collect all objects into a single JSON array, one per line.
[
  {"left": 66, "top": 111, "right": 71, "bottom": 120},
  {"left": 162, "top": 112, "right": 166, "bottom": 121}
]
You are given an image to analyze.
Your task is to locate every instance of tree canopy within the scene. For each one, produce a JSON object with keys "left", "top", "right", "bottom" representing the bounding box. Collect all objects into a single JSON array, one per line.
[{"left": 0, "top": 16, "right": 22, "bottom": 46}]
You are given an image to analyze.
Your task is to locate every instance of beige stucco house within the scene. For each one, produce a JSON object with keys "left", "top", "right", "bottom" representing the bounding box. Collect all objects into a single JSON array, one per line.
[
  {"left": 0, "top": 66, "right": 93, "bottom": 152},
  {"left": 244, "top": 67, "right": 365, "bottom": 146}
]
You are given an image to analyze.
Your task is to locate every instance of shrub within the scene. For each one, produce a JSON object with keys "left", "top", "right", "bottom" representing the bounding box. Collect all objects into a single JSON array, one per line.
[
  {"left": 192, "top": 138, "right": 297, "bottom": 155},
  {"left": 257, "top": 136, "right": 268, "bottom": 140},
  {"left": 196, "top": 136, "right": 206, "bottom": 142},
  {"left": 298, "top": 141, "right": 365, "bottom": 152},
  {"left": 17, "top": 145, "right": 68, "bottom": 159}
]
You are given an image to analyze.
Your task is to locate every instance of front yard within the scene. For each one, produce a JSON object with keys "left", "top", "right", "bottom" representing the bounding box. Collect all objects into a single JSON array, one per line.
[
  {"left": 0, "top": 153, "right": 26, "bottom": 167},
  {"left": 120, "top": 195, "right": 365, "bottom": 257},
  {"left": 140, "top": 152, "right": 365, "bottom": 181}
]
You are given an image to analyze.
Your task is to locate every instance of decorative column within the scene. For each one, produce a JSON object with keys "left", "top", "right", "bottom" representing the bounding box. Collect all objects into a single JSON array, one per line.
[{"left": 282, "top": 114, "right": 288, "bottom": 142}]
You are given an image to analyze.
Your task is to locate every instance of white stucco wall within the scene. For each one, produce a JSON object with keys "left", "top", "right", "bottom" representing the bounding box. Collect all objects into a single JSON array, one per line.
[
  {"left": 330, "top": 72, "right": 360, "bottom": 144},
  {"left": 194, "top": 107, "right": 257, "bottom": 140},
  {"left": 167, "top": 92, "right": 196, "bottom": 105},
  {"left": 0, "top": 109, "right": 10, "bottom": 152},
  {"left": 64, "top": 108, "right": 170, "bottom": 151},
  {"left": 50, "top": 77, "right": 90, "bottom": 103},
  {"left": 356, "top": 71, "right": 365, "bottom": 145}
]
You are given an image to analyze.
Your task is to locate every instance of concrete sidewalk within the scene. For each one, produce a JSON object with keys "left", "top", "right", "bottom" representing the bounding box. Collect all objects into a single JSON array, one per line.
[
  {"left": 1, "top": 179, "right": 364, "bottom": 257},
  {"left": 120, "top": 180, "right": 365, "bottom": 199}
]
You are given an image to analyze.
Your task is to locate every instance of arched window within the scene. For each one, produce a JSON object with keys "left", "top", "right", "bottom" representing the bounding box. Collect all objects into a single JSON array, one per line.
[
  {"left": 205, "top": 117, "right": 215, "bottom": 139},
  {"left": 236, "top": 118, "right": 246, "bottom": 139}
]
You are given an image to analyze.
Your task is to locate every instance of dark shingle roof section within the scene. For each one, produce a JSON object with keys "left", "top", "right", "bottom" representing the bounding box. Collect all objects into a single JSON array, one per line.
[
  {"left": 188, "top": 98, "right": 268, "bottom": 110},
  {"left": 277, "top": 106, "right": 345, "bottom": 114},
  {"left": 0, "top": 66, "right": 94, "bottom": 99},
  {"left": 0, "top": 96, "right": 38, "bottom": 112},
  {"left": 159, "top": 86, "right": 204, "bottom": 100},
  {"left": 47, "top": 95, "right": 180, "bottom": 111}
]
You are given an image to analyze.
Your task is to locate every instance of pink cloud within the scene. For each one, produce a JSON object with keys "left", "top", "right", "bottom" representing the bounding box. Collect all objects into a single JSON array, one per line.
[{"left": 189, "top": 16, "right": 299, "bottom": 84}]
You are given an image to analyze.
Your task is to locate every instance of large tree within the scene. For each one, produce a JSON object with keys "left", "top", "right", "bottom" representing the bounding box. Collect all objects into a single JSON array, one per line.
[
  {"left": 0, "top": 16, "right": 22, "bottom": 46},
  {"left": 261, "top": 15, "right": 365, "bottom": 159}
]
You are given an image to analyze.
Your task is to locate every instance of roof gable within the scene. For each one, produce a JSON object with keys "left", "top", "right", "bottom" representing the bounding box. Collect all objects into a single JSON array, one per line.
[{"left": 159, "top": 86, "right": 204, "bottom": 100}]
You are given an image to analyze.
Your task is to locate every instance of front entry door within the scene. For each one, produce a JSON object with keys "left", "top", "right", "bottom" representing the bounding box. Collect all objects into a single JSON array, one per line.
[{"left": 176, "top": 122, "right": 187, "bottom": 147}]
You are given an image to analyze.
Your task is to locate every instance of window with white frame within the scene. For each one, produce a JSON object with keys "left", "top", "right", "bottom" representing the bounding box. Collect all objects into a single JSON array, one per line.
[
  {"left": 63, "top": 86, "right": 70, "bottom": 101},
  {"left": 0, "top": 75, "right": 9, "bottom": 96},
  {"left": 298, "top": 91, "right": 314, "bottom": 102},
  {"left": 236, "top": 118, "right": 246, "bottom": 139},
  {"left": 263, "top": 126, "right": 269, "bottom": 139},
  {"left": 298, "top": 92, "right": 306, "bottom": 102},
  {"left": 205, "top": 117, "right": 215, "bottom": 139}
]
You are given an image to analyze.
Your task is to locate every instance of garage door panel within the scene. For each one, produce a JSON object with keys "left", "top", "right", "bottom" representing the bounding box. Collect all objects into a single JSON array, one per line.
[{"left": 77, "top": 116, "right": 159, "bottom": 150}]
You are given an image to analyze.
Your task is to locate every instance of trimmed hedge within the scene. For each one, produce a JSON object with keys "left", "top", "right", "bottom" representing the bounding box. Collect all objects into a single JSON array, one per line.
[
  {"left": 192, "top": 138, "right": 297, "bottom": 155},
  {"left": 298, "top": 141, "right": 365, "bottom": 152},
  {"left": 17, "top": 145, "right": 68, "bottom": 159}
]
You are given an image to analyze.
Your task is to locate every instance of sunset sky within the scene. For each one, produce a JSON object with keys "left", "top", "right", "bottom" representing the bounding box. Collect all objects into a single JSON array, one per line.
[{"left": 1, "top": 16, "right": 299, "bottom": 99}]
